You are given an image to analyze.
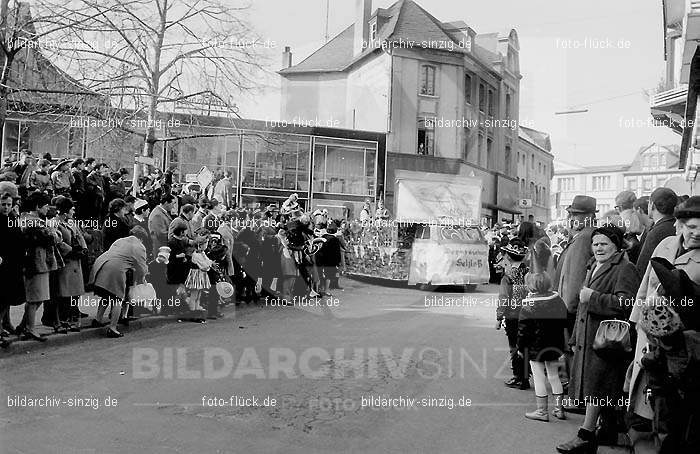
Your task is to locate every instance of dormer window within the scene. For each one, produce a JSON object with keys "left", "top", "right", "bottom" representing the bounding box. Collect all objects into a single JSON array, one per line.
[{"left": 369, "top": 19, "right": 377, "bottom": 42}]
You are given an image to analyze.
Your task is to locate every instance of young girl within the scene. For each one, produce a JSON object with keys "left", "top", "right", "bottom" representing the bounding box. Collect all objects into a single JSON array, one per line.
[
  {"left": 518, "top": 238, "right": 568, "bottom": 422},
  {"left": 184, "top": 236, "right": 212, "bottom": 323}
]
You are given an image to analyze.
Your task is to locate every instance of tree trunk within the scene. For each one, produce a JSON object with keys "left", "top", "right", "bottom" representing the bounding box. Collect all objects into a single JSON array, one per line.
[{"left": 0, "top": 52, "right": 15, "bottom": 161}]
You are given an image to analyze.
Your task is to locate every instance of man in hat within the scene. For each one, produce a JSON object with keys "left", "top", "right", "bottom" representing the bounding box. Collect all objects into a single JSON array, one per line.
[{"left": 552, "top": 195, "right": 597, "bottom": 407}]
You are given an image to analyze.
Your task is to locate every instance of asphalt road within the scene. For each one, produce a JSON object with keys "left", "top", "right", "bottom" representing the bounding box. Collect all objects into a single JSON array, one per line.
[{"left": 0, "top": 278, "right": 585, "bottom": 453}]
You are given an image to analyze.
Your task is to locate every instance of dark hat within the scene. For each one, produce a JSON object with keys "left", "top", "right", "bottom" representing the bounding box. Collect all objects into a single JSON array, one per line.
[
  {"left": 501, "top": 239, "right": 527, "bottom": 261},
  {"left": 53, "top": 159, "right": 72, "bottom": 171},
  {"left": 592, "top": 225, "right": 624, "bottom": 250},
  {"left": 614, "top": 190, "right": 636, "bottom": 210},
  {"left": 566, "top": 195, "right": 598, "bottom": 214},
  {"left": 673, "top": 195, "right": 700, "bottom": 220},
  {"left": 650, "top": 257, "right": 700, "bottom": 330}
]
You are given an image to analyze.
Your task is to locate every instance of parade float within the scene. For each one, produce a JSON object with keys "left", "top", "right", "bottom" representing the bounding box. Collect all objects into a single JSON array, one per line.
[{"left": 346, "top": 171, "right": 490, "bottom": 288}]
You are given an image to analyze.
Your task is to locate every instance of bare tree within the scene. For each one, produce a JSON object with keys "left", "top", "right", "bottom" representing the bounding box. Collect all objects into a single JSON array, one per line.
[{"left": 41, "top": 0, "right": 266, "bottom": 190}]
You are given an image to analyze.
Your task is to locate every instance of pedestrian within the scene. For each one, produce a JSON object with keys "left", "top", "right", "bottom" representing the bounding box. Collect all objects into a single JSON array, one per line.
[
  {"left": 557, "top": 225, "right": 640, "bottom": 453},
  {"left": 89, "top": 226, "right": 149, "bottom": 338},
  {"left": 148, "top": 193, "right": 175, "bottom": 257},
  {"left": 50, "top": 160, "right": 74, "bottom": 197},
  {"left": 184, "top": 236, "right": 212, "bottom": 323},
  {"left": 0, "top": 191, "right": 25, "bottom": 345},
  {"left": 51, "top": 196, "right": 87, "bottom": 332},
  {"left": 103, "top": 198, "right": 132, "bottom": 250},
  {"left": 29, "top": 159, "right": 52, "bottom": 194},
  {"left": 497, "top": 239, "right": 530, "bottom": 390},
  {"left": 627, "top": 195, "right": 700, "bottom": 430},
  {"left": 519, "top": 239, "right": 568, "bottom": 422},
  {"left": 635, "top": 187, "right": 678, "bottom": 275},
  {"left": 16, "top": 191, "right": 64, "bottom": 342}
]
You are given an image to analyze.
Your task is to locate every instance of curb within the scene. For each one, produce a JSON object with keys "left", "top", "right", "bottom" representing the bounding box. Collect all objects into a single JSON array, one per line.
[{"left": 0, "top": 303, "right": 255, "bottom": 358}]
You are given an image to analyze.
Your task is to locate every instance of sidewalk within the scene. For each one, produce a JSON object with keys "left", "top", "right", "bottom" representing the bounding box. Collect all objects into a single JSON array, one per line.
[{"left": 1, "top": 293, "right": 241, "bottom": 357}]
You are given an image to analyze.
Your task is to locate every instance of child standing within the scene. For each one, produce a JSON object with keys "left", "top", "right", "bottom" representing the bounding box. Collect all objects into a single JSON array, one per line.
[
  {"left": 518, "top": 238, "right": 568, "bottom": 422},
  {"left": 497, "top": 239, "right": 530, "bottom": 390},
  {"left": 184, "top": 236, "right": 212, "bottom": 323}
]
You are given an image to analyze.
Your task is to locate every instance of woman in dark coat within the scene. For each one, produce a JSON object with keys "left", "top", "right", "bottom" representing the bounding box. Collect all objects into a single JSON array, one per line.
[
  {"left": 557, "top": 225, "right": 641, "bottom": 453},
  {"left": 17, "top": 191, "right": 64, "bottom": 342},
  {"left": 0, "top": 192, "right": 25, "bottom": 344}
]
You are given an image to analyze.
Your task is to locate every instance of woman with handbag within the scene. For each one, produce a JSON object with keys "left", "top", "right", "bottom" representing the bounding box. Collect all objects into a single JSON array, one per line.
[
  {"left": 557, "top": 225, "right": 641, "bottom": 454},
  {"left": 89, "top": 226, "right": 149, "bottom": 338}
]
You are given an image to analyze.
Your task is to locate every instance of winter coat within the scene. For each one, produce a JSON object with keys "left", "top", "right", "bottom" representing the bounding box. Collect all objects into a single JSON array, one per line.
[
  {"left": 0, "top": 213, "right": 26, "bottom": 306},
  {"left": 628, "top": 234, "right": 700, "bottom": 418},
  {"left": 166, "top": 237, "right": 191, "bottom": 285},
  {"left": 21, "top": 213, "right": 63, "bottom": 276},
  {"left": 569, "top": 251, "right": 640, "bottom": 401},
  {"left": 517, "top": 292, "right": 568, "bottom": 362},
  {"left": 213, "top": 178, "right": 233, "bottom": 208},
  {"left": 635, "top": 216, "right": 677, "bottom": 276},
  {"left": 89, "top": 236, "right": 147, "bottom": 300},
  {"left": 29, "top": 170, "right": 51, "bottom": 193},
  {"left": 70, "top": 168, "right": 86, "bottom": 199},
  {"left": 51, "top": 170, "right": 73, "bottom": 192},
  {"left": 54, "top": 219, "right": 87, "bottom": 297},
  {"left": 148, "top": 205, "right": 173, "bottom": 257},
  {"left": 553, "top": 226, "right": 595, "bottom": 314}
]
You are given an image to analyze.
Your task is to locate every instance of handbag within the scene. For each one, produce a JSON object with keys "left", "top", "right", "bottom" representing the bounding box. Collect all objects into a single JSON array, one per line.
[
  {"left": 127, "top": 283, "right": 157, "bottom": 309},
  {"left": 593, "top": 319, "right": 632, "bottom": 356}
]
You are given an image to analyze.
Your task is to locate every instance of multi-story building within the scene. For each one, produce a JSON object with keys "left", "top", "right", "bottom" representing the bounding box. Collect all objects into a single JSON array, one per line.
[
  {"left": 517, "top": 126, "right": 553, "bottom": 223},
  {"left": 649, "top": 0, "right": 700, "bottom": 193},
  {"left": 279, "top": 0, "right": 523, "bottom": 224},
  {"left": 551, "top": 143, "right": 689, "bottom": 220}
]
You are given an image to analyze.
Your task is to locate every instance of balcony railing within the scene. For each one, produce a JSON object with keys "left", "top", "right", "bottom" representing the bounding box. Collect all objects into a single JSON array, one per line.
[{"left": 650, "top": 86, "right": 688, "bottom": 107}]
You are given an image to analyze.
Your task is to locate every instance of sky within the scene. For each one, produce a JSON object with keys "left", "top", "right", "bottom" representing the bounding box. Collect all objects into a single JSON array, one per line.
[{"left": 236, "top": 0, "right": 680, "bottom": 168}]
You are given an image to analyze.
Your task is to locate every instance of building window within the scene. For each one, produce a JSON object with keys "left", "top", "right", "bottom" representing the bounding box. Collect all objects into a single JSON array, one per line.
[
  {"left": 417, "top": 118, "right": 434, "bottom": 155},
  {"left": 420, "top": 65, "right": 436, "bottom": 96},
  {"left": 462, "top": 127, "right": 471, "bottom": 161},
  {"left": 530, "top": 153, "right": 534, "bottom": 169},
  {"left": 642, "top": 177, "right": 653, "bottom": 192},
  {"left": 626, "top": 178, "right": 638, "bottom": 191},
  {"left": 486, "top": 137, "right": 493, "bottom": 169},
  {"left": 369, "top": 20, "right": 377, "bottom": 42},
  {"left": 505, "top": 93, "right": 511, "bottom": 118},
  {"left": 487, "top": 89, "right": 495, "bottom": 116},
  {"left": 313, "top": 137, "right": 377, "bottom": 196},
  {"left": 505, "top": 145, "right": 512, "bottom": 175},
  {"left": 557, "top": 177, "right": 574, "bottom": 192},
  {"left": 538, "top": 162, "right": 541, "bottom": 174},
  {"left": 477, "top": 133, "right": 484, "bottom": 166},
  {"left": 478, "top": 83, "right": 485, "bottom": 112},
  {"left": 530, "top": 182, "right": 535, "bottom": 199},
  {"left": 591, "top": 175, "right": 611, "bottom": 191},
  {"left": 465, "top": 73, "right": 472, "bottom": 104},
  {"left": 660, "top": 154, "right": 667, "bottom": 167}
]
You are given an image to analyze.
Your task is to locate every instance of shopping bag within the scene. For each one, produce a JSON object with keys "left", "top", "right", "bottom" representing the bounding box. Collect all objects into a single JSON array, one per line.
[{"left": 127, "top": 283, "right": 157, "bottom": 309}]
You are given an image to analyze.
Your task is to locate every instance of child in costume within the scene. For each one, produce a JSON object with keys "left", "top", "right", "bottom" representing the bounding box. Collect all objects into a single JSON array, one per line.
[{"left": 184, "top": 236, "right": 212, "bottom": 322}]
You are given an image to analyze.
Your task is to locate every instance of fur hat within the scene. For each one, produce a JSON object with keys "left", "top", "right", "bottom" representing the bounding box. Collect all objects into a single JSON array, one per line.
[
  {"left": 501, "top": 239, "right": 527, "bottom": 261},
  {"left": 530, "top": 238, "right": 551, "bottom": 274}
]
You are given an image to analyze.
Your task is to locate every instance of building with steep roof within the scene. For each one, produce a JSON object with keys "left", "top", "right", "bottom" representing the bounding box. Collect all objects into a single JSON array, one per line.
[
  {"left": 279, "top": 0, "right": 524, "bottom": 223},
  {"left": 551, "top": 143, "right": 689, "bottom": 220}
]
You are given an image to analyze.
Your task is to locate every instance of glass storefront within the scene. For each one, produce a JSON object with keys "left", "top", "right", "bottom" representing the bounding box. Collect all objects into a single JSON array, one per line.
[
  {"left": 167, "top": 128, "right": 239, "bottom": 185},
  {"left": 241, "top": 132, "right": 310, "bottom": 192},
  {"left": 3, "top": 119, "right": 83, "bottom": 161},
  {"left": 312, "top": 137, "right": 377, "bottom": 197}
]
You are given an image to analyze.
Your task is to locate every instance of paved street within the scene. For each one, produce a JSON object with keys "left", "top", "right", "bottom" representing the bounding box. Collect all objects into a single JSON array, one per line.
[{"left": 1, "top": 278, "right": 585, "bottom": 453}]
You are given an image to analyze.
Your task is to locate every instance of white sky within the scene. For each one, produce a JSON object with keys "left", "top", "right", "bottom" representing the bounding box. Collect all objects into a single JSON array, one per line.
[{"left": 237, "top": 0, "right": 680, "bottom": 167}]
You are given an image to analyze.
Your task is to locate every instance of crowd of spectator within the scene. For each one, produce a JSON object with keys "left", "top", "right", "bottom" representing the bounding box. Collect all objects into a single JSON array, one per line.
[
  {"left": 492, "top": 189, "right": 699, "bottom": 453},
  {"left": 0, "top": 151, "right": 346, "bottom": 343}
]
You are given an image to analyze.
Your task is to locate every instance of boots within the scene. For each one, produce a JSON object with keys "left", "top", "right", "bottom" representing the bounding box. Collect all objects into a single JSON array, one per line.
[
  {"left": 556, "top": 428, "right": 597, "bottom": 454},
  {"left": 552, "top": 393, "right": 567, "bottom": 420},
  {"left": 525, "top": 395, "right": 549, "bottom": 422}
]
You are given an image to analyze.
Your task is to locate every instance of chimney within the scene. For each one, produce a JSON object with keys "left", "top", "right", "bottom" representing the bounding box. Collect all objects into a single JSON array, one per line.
[
  {"left": 282, "top": 46, "right": 293, "bottom": 69},
  {"left": 353, "top": 0, "right": 372, "bottom": 57}
]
